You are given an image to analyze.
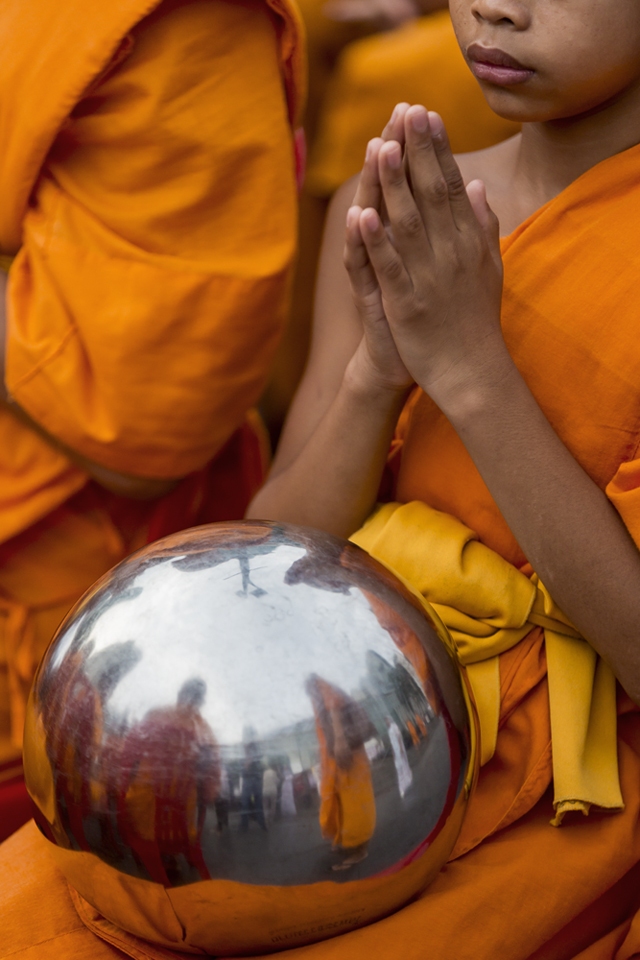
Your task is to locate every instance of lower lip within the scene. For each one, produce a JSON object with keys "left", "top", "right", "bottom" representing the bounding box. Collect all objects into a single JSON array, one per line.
[{"left": 470, "top": 61, "right": 535, "bottom": 85}]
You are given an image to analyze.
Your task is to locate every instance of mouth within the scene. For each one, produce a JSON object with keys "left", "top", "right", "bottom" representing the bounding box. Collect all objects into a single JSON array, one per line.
[{"left": 466, "top": 43, "right": 535, "bottom": 86}]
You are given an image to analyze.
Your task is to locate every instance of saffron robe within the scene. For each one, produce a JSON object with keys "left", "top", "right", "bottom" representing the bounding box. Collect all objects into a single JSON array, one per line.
[
  {"left": 309, "top": 676, "right": 377, "bottom": 852},
  {"left": 4, "top": 146, "right": 640, "bottom": 960},
  {"left": 0, "top": 0, "right": 304, "bottom": 837}
]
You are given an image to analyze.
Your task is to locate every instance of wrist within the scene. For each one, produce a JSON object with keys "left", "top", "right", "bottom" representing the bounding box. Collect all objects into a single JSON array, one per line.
[
  {"left": 422, "top": 340, "right": 520, "bottom": 426},
  {"left": 344, "top": 343, "right": 413, "bottom": 406}
]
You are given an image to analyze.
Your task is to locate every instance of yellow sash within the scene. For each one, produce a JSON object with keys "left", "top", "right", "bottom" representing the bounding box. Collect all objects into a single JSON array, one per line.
[{"left": 351, "top": 501, "right": 623, "bottom": 825}]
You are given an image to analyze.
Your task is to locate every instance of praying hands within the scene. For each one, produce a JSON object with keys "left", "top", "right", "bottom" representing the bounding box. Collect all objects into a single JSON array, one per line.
[{"left": 345, "top": 104, "right": 507, "bottom": 415}]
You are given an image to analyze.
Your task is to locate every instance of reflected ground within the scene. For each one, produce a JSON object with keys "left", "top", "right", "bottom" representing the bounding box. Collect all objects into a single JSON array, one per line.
[{"left": 199, "top": 719, "right": 450, "bottom": 885}]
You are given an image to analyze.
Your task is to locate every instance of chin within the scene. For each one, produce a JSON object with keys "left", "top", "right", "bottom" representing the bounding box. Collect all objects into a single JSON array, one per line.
[{"left": 477, "top": 85, "right": 560, "bottom": 124}]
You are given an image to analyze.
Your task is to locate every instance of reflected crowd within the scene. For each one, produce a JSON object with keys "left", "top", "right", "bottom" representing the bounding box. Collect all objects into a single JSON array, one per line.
[{"left": 29, "top": 529, "right": 463, "bottom": 888}]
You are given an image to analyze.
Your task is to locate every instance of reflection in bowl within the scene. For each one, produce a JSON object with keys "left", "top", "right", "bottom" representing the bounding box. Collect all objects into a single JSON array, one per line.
[{"left": 24, "top": 520, "right": 477, "bottom": 955}]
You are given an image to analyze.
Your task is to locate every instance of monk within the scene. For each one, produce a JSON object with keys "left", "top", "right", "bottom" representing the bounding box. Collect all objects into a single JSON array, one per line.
[
  {"left": 0, "top": 0, "right": 304, "bottom": 840},
  {"left": 4, "top": 0, "right": 640, "bottom": 957},
  {"left": 115, "top": 678, "right": 219, "bottom": 886},
  {"left": 306, "top": 674, "right": 377, "bottom": 869},
  {"left": 247, "top": 0, "right": 640, "bottom": 953}
]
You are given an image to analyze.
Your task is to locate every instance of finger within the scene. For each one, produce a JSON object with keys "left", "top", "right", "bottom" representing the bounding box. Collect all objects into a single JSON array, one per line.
[
  {"left": 344, "top": 206, "right": 381, "bottom": 302},
  {"left": 352, "top": 138, "right": 384, "bottom": 212},
  {"left": 381, "top": 103, "right": 412, "bottom": 191},
  {"left": 429, "top": 112, "right": 477, "bottom": 229},
  {"left": 466, "top": 179, "right": 502, "bottom": 266},
  {"left": 344, "top": 206, "right": 389, "bottom": 327},
  {"left": 381, "top": 102, "right": 410, "bottom": 144},
  {"left": 423, "top": 110, "right": 478, "bottom": 232},
  {"left": 403, "top": 106, "right": 460, "bottom": 239},
  {"left": 377, "top": 140, "right": 430, "bottom": 268},
  {"left": 359, "top": 206, "right": 413, "bottom": 305}
]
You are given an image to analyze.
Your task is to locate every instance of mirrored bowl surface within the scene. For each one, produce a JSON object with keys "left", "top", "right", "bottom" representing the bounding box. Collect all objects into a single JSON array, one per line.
[{"left": 24, "top": 521, "right": 475, "bottom": 955}]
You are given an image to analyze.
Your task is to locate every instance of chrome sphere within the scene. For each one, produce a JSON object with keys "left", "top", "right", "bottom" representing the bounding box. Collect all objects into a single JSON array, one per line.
[{"left": 24, "top": 521, "right": 477, "bottom": 955}]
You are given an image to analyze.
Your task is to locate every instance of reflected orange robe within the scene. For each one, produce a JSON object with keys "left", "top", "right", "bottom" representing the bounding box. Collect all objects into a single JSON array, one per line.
[
  {"left": 311, "top": 678, "right": 376, "bottom": 851},
  {"left": 0, "top": 0, "right": 304, "bottom": 805},
  {"left": 119, "top": 705, "right": 218, "bottom": 846},
  {"left": 5, "top": 149, "right": 640, "bottom": 960}
]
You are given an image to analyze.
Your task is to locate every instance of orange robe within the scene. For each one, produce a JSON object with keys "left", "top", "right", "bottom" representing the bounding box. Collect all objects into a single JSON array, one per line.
[
  {"left": 309, "top": 677, "right": 377, "bottom": 851},
  {"left": 4, "top": 147, "right": 640, "bottom": 960},
  {"left": 0, "top": 0, "right": 304, "bottom": 835}
]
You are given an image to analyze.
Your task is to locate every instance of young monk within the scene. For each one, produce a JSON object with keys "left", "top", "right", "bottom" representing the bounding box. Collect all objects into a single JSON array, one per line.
[
  {"left": 247, "top": 0, "right": 640, "bottom": 955},
  {"left": 2, "top": 0, "right": 640, "bottom": 958}
]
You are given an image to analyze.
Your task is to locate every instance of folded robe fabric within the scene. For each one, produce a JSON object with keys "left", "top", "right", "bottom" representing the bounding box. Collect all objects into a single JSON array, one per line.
[
  {"left": 351, "top": 500, "right": 623, "bottom": 824},
  {"left": 0, "top": 0, "right": 304, "bottom": 544}
]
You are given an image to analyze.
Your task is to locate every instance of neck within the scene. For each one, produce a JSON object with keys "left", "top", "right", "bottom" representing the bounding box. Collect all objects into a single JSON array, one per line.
[{"left": 512, "top": 82, "right": 640, "bottom": 212}]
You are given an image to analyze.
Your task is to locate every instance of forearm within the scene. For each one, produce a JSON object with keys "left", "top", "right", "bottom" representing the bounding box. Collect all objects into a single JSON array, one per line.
[
  {"left": 248, "top": 369, "right": 407, "bottom": 538},
  {"left": 441, "top": 351, "right": 640, "bottom": 701}
]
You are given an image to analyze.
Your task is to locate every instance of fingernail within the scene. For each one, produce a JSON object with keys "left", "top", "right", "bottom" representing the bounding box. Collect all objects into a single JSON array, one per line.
[
  {"left": 410, "top": 108, "right": 429, "bottom": 134},
  {"left": 365, "top": 140, "right": 374, "bottom": 161},
  {"left": 429, "top": 112, "right": 445, "bottom": 139},
  {"left": 390, "top": 105, "right": 398, "bottom": 123},
  {"left": 385, "top": 143, "right": 402, "bottom": 169},
  {"left": 362, "top": 208, "right": 379, "bottom": 231}
]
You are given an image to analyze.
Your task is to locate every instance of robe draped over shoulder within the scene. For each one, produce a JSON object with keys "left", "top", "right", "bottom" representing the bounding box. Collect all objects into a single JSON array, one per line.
[{"left": 0, "top": 0, "right": 304, "bottom": 540}]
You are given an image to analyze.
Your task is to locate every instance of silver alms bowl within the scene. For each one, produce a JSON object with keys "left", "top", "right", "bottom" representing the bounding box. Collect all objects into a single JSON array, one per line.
[{"left": 24, "top": 521, "right": 476, "bottom": 955}]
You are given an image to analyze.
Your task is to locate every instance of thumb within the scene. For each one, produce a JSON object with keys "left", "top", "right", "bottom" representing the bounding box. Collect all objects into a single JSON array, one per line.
[
  {"left": 466, "top": 179, "right": 495, "bottom": 230},
  {"left": 466, "top": 179, "right": 501, "bottom": 263}
]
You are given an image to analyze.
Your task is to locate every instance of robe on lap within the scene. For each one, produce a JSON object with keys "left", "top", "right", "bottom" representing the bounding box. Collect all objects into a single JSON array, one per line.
[
  {"left": 0, "top": 0, "right": 304, "bottom": 837},
  {"left": 4, "top": 133, "right": 640, "bottom": 960}
]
